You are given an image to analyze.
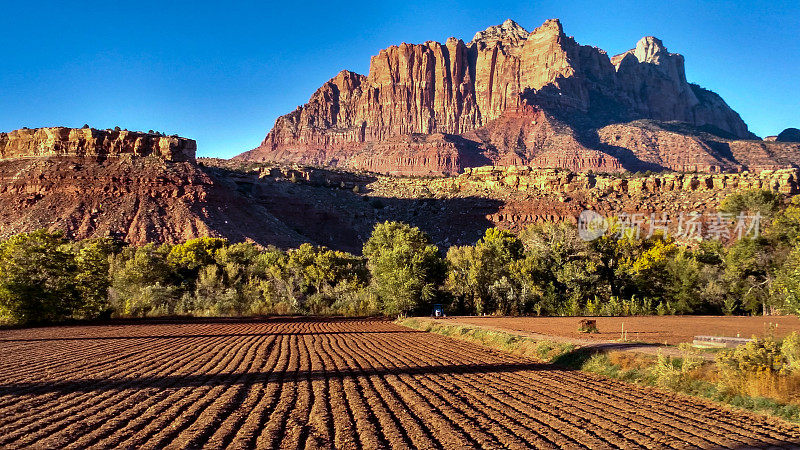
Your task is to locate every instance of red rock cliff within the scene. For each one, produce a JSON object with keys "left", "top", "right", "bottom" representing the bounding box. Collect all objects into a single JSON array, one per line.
[{"left": 238, "top": 19, "right": 790, "bottom": 175}]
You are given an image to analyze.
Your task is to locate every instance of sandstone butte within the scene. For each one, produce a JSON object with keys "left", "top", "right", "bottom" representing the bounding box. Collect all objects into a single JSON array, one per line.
[
  {"left": 236, "top": 18, "right": 800, "bottom": 176},
  {"left": 0, "top": 127, "right": 305, "bottom": 247}
]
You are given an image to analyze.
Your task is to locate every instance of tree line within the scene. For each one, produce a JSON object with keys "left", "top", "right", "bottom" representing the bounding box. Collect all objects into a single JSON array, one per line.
[{"left": 2, "top": 189, "right": 800, "bottom": 325}]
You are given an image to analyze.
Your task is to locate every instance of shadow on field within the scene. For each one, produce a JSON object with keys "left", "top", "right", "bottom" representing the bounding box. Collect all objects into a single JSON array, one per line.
[
  {"left": 0, "top": 361, "right": 551, "bottom": 396},
  {"left": 0, "top": 315, "right": 392, "bottom": 331},
  {"left": 0, "top": 330, "right": 424, "bottom": 342}
]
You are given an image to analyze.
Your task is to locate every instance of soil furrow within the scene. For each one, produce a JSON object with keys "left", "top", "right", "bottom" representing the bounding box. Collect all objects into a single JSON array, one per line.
[{"left": 1, "top": 318, "right": 799, "bottom": 449}]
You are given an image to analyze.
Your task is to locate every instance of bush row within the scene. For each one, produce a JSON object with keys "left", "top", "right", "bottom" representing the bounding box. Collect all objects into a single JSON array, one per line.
[{"left": 3, "top": 189, "right": 800, "bottom": 324}]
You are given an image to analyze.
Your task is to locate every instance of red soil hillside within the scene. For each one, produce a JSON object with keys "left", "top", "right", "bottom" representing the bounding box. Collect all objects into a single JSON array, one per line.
[{"left": 0, "top": 127, "right": 304, "bottom": 247}]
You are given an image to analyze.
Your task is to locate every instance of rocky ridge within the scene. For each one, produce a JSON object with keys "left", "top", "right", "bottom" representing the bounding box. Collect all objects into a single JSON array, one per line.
[
  {"left": 458, "top": 165, "right": 800, "bottom": 196},
  {"left": 238, "top": 19, "right": 797, "bottom": 175},
  {"left": 777, "top": 128, "right": 800, "bottom": 143},
  {"left": 206, "top": 159, "right": 800, "bottom": 250},
  {"left": 0, "top": 127, "right": 196, "bottom": 162}
]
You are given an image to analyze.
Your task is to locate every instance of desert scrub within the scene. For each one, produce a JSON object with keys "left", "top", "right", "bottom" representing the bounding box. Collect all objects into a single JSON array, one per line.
[
  {"left": 580, "top": 348, "right": 800, "bottom": 423},
  {"left": 396, "top": 317, "right": 575, "bottom": 363},
  {"left": 718, "top": 335, "right": 787, "bottom": 374},
  {"left": 782, "top": 332, "right": 800, "bottom": 373},
  {"left": 715, "top": 333, "right": 800, "bottom": 405},
  {"left": 587, "top": 339, "right": 800, "bottom": 422},
  {"left": 650, "top": 346, "right": 703, "bottom": 390},
  {"left": 581, "top": 348, "right": 704, "bottom": 390}
]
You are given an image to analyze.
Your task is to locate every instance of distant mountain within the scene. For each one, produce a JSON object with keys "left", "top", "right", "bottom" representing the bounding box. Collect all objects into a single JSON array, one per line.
[{"left": 237, "top": 19, "right": 800, "bottom": 175}]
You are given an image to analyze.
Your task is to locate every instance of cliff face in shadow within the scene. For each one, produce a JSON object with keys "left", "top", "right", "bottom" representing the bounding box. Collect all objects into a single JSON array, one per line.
[
  {"left": 201, "top": 160, "right": 800, "bottom": 253},
  {"left": 203, "top": 162, "right": 504, "bottom": 253}
]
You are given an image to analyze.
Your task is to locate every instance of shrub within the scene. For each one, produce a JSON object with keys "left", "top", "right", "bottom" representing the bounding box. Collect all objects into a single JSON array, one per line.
[
  {"left": 651, "top": 346, "right": 702, "bottom": 389},
  {"left": 782, "top": 332, "right": 800, "bottom": 374},
  {"left": 720, "top": 189, "right": 782, "bottom": 219},
  {"left": 124, "top": 282, "right": 180, "bottom": 317},
  {"left": 578, "top": 319, "right": 598, "bottom": 333},
  {"left": 718, "top": 336, "right": 787, "bottom": 375},
  {"left": 329, "top": 282, "right": 381, "bottom": 316}
]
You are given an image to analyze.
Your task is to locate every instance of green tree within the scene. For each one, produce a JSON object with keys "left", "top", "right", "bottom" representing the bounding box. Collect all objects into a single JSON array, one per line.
[
  {"left": 214, "top": 242, "right": 260, "bottom": 288},
  {"left": 480, "top": 228, "right": 525, "bottom": 263},
  {"left": 110, "top": 243, "right": 177, "bottom": 316},
  {"left": 620, "top": 235, "right": 677, "bottom": 301},
  {"left": 286, "top": 244, "right": 364, "bottom": 294},
  {"left": 444, "top": 228, "right": 524, "bottom": 315},
  {"left": 167, "top": 237, "right": 228, "bottom": 271},
  {"left": 773, "top": 245, "right": 800, "bottom": 315},
  {"left": 663, "top": 247, "right": 725, "bottom": 314},
  {"left": 481, "top": 229, "right": 525, "bottom": 314},
  {"left": 720, "top": 189, "right": 782, "bottom": 219},
  {"left": 587, "top": 220, "right": 627, "bottom": 299},
  {"left": 73, "top": 238, "right": 117, "bottom": 318},
  {"left": 724, "top": 237, "right": 774, "bottom": 314},
  {"left": 771, "top": 197, "right": 800, "bottom": 246},
  {"left": 182, "top": 264, "right": 245, "bottom": 316},
  {"left": 518, "top": 222, "right": 598, "bottom": 314},
  {"left": 363, "top": 222, "right": 445, "bottom": 316},
  {"left": 0, "top": 230, "right": 79, "bottom": 324},
  {"left": 586, "top": 218, "right": 677, "bottom": 304},
  {"left": 445, "top": 244, "right": 483, "bottom": 314}
]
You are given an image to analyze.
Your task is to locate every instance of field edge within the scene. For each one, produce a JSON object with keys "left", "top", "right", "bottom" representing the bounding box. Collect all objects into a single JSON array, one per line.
[{"left": 396, "top": 317, "right": 800, "bottom": 425}]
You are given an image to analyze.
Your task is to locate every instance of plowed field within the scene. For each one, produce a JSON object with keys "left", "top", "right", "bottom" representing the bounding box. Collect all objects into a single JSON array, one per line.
[
  {"left": 449, "top": 315, "right": 800, "bottom": 345},
  {"left": 0, "top": 318, "right": 798, "bottom": 449}
]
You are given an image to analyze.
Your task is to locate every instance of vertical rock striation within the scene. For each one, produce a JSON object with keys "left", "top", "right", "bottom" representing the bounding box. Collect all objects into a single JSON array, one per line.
[{"left": 238, "top": 19, "right": 790, "bottom": 175}]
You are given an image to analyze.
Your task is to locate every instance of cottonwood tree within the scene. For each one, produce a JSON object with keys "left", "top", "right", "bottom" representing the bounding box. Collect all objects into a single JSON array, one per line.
[
  {"left": 0, "top": 230, "right": 79, "bottom": 324},
  {"left": 363, "top": 221, "right": 445, "bottom": 316}
]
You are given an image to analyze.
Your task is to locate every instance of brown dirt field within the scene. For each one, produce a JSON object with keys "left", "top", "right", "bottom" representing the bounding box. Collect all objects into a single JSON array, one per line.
[
  {"left": 0, "top": 317, "right": 799, "bottom": 449},
  {"left": 450, "top": 315, "right": 800, "bottom": 346}
]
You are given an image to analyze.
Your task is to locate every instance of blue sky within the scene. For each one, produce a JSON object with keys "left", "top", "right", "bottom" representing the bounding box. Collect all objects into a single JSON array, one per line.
[{"left": 1, "top": 1, "right": 797, "bottom": 158}]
